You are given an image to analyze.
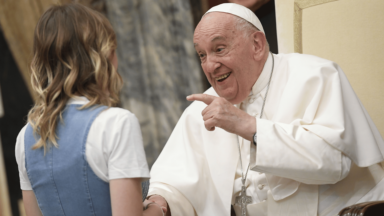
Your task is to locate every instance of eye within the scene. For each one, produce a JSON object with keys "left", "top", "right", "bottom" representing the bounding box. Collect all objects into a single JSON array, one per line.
[
  {"left": 216, "top": 48, "right": 224, "bottom": 52},
  {"left": 199, "top": 53, "right": 206, "bottom": 58}
]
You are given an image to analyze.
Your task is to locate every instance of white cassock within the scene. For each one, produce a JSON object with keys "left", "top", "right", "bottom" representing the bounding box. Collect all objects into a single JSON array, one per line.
[{"left": 148, "top": 53, "right": 384, "bottom": 216}]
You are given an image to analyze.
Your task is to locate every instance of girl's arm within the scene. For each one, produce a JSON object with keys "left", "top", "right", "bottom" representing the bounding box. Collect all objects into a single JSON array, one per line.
[
  {"left": 22, "top": 190, "right": 43, "bottom": 216},
  {"left": 110, "top": 178, "right": 165, "bottom": 216}
]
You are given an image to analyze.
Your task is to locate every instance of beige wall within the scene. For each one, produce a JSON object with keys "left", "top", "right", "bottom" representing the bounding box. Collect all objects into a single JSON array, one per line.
[{"left": 276, "top": 0, "right": 384, "bottom": 137}]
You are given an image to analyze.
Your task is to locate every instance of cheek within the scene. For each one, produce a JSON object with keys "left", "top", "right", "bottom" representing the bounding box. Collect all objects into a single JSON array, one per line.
[{"left": 201, "top": 64, "right": 214, "bottom": 83}]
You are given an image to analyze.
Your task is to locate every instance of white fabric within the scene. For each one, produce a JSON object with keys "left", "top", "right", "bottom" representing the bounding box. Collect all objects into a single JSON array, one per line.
[
  {"left": 149, "top": 53, "right": 384, "bottom": 216},
  {"left": 205, "top": 3, "right": 265, "bottom": 33},
  {"left": 233, "top": 53, "right": 351, "bottom": 206},
  {"left": 15, "top": 97, "right": 150, "bottom": 190}
]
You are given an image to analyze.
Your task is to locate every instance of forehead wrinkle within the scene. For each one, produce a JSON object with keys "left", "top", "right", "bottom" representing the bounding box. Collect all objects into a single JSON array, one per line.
[
  {"left": 194, "top": 13, "right": 238, "bottom": 48},
  {"left": 194, "top": 25, "right": 234, "bottom": 43},
  {"left": 211, "top": 36, "right": 226, "bottom": 42},
  {"left": 199, "top": 12, "right": 237, "bottom": 30}
]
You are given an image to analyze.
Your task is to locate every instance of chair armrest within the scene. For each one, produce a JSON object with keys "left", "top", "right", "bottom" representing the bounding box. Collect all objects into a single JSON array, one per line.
[{"left": 338, "top": 201, "right": 384, "bottom": 216}]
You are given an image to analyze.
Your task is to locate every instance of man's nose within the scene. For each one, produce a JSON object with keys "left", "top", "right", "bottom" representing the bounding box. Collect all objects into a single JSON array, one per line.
[{"left": 204, "top": 55, "right": 221, "bottom": 73}]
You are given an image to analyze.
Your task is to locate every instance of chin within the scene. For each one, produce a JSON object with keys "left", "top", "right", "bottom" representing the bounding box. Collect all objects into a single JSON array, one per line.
[
  {"left": 215, "top": 88, "right": 240, "bottom": 104},
  {"left": 227, "top": 98, "right": 242, "bottom": 105},
  {"left": 222, "top": 93, "right": 247, "bottom": 105},
  {"left": 218, "top": 93, "right": 238, "bottom": 104}
]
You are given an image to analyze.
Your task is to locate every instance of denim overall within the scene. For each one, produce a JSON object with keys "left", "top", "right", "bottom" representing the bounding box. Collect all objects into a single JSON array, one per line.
[{"left": 25, "top": 105, "right": 111, "bottom": 216}]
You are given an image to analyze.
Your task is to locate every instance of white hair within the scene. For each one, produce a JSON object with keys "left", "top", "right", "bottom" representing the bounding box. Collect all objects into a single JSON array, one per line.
[
  {"left": 233, "top": 15, "right": 259, "bottom": 38},
  {"left": 233, "top": 15, "right": 270, "bottom": 49}
]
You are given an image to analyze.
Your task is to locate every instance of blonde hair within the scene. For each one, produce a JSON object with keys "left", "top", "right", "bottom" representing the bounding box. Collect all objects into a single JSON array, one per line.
[{"left": 28, "top": 3, "right": 123, "bottom": 152}]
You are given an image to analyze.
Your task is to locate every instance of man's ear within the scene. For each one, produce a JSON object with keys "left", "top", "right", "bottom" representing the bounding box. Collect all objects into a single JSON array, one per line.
[{"left": 251, "top": 31, "right": 267, "bottom": 61}]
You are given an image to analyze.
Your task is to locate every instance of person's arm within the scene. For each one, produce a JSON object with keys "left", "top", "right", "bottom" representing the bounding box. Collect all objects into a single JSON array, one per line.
[
  {"left": 110, "top": 178, "right": 165, "bottom": 216},
  {"left": 22, "top": 190, "right": 42, "bottom": 216},
  {"left": 253, "top": 118, "right": 352, "bottom": 184},
  {"left": 99, "top": 110, "right": 156, "bottom": 215}
]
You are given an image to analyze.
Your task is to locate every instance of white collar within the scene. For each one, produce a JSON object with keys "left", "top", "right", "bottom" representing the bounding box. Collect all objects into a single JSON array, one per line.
[
  {"left": 235, "top": 53, "right": 273, "bottom": 108},
  {"left": 251, "top": 52, "right": 273, "bottom": 97},
  {"left": 67, "top": 96, "right": 90, "bottom": 105}
]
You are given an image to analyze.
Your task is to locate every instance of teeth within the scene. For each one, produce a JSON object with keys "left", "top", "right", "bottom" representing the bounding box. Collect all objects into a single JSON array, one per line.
[{"left": 216, "top": 73, "right": 231, "bottom": 81}]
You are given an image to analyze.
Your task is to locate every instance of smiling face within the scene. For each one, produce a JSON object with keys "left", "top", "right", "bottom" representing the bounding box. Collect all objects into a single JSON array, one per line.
[{"left": 194, "top": 12, "right": 268, "bottom": 104}]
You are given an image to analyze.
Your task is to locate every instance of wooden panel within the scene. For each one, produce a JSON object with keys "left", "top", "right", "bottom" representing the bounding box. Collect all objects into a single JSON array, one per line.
[
  {"left": 0, "top": 85, "right": 3, "bottom": 118},
  {"left": 0, "top": 0, "right": 61, "bottom": 101},
  {"left": 0, "top": 135, "right": 11, "bottom": 216},
  {"left": 18, "top": 200, "right": 25, "bottom": 216}
]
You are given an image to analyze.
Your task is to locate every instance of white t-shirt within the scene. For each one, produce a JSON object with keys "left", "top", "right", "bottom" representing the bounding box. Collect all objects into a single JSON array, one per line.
[{"left": 15, "top": 97, "right": 150, "bottom": 190}]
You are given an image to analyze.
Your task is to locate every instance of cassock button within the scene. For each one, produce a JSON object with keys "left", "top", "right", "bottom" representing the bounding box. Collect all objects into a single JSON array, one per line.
[
  {"left": 251, "top": 113, "right": 256, "bottom": 117},
  {"left": 258, "top": 184, "right": 264, "bottom": 190}
]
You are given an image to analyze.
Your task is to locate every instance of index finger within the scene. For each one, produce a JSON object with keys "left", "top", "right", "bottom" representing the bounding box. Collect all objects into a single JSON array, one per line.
[{"left": 186, "top": 94, "right": 217, "bottom": 105}]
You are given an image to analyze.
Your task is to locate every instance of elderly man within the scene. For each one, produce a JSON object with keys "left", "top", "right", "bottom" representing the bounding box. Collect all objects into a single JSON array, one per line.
[{"left": 145, "top": 3, "right": 384, "bottom": 216}]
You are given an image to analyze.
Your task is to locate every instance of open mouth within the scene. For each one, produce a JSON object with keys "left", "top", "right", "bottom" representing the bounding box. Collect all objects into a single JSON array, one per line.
[{"left": 216, "top": 72, "right": 231, "bottom": 82}]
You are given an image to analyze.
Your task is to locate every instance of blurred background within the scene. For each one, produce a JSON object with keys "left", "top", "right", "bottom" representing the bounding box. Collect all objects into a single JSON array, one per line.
[
  {"left": 1, "top": 0, "right": 383, "bottom": 215},
  {"left": 0, "top": 0, "right": 277, "bottom": 215}
]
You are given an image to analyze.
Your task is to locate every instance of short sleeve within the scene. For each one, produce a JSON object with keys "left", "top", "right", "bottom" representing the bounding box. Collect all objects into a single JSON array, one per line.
[
  {"left": 107, "top": 112, "right": 150, "bottom": 180},
  {"left": 15, "top": 125, "right": 33, "bottom": 190}
]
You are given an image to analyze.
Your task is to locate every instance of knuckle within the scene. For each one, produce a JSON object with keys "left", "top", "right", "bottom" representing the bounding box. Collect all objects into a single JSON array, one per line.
[{"left": 218, "top": 97, "right": 226, "bottom": 103}]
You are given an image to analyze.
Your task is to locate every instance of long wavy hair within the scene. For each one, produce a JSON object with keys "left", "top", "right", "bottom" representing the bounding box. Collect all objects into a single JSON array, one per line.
[{"left": 28, "top": 3, "right": 123, "bottom": 152}]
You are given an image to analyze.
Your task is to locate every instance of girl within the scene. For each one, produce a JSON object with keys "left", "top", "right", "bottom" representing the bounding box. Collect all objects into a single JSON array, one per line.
[{"left": 15, "top": 3, "right": 165, "bottom": 216}]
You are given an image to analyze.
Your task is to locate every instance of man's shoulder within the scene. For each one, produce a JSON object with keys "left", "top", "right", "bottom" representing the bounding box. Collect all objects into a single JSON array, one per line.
[
  {"left": 277, "top": 53, "right": 341, "bottom": 76},
  {"left": 279, "top": 53, "right": 336, "bottom": 66}
]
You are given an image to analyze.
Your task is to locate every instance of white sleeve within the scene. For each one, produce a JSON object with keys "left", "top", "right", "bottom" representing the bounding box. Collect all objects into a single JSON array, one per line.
[
  {"left": 15, "top": 125, "right": 32, "bottom": 190},
  {"left": 254, "top": 118, "right": 351, "bottom": 185},
  {"left": 148, "top": 182, "right": 197, "bottom": 216},
  {"left": 106, "top": 111, "right": 150, "bottom": 180}
]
